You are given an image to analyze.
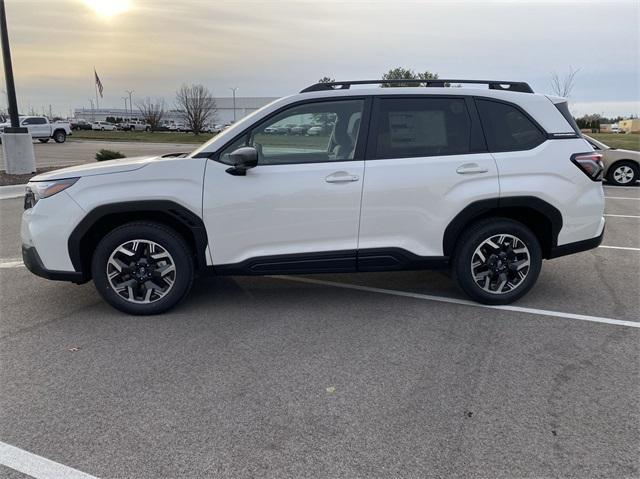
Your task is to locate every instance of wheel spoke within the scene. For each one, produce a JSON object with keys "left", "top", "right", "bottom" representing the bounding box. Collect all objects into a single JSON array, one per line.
[{"left": 471, "top": 233, "right": 531, "bottom": 295}]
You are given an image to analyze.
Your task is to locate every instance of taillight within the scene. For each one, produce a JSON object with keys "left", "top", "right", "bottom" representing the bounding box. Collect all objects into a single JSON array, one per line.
[{"left": 571, "top": 152, "right": 603, "bottom": 181}]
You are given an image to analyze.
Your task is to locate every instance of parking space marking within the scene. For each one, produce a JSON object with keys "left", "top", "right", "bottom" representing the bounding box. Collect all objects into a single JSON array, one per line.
[
  {"left": 0, "top": 260, "right": 24, "bottom": 269},
  {"left": 605, "top": 196, "right": 640, "bottom": 201},
  {"left": 274, "top": 276, "right": 640, "bottom": 329},
  {"left": 604, "top": 214, "right": 640, "bottom": 218},
  {"left": 599, "top": 245, "right": 640, "bottom": 251},
  {"left": 0, "top": 441, "right": 99, "bottom": 479}
]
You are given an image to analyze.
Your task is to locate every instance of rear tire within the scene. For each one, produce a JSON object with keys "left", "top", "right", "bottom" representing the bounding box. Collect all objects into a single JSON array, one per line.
[
  {"left": 53, "top": 130, "right": 66, "bottom": 143},
  {"left": 452, "top": 218, "right": 542, "bottom": 305},
  {"left": 92, "top": 222, "right": 194, "bottom": 315},
  {"left": 607, "top": 161, "right": 638, "bottom": 186}
]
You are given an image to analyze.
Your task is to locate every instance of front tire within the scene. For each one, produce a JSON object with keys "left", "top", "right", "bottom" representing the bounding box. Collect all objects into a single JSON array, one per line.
[
  {"left": 92, "top": 222, "right": 194, "bottom": 315},
  {"left": 453, "top": 218, "right": 542, "bottom": 305},
  {"left": 607, "top": 161, "right": 638, "bottom": 186}
]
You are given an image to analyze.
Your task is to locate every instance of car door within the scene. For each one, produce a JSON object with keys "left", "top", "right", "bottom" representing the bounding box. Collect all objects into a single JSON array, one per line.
[
  {"left": 358, "top": 95, "right": 499, "bottom": 264},
  {"left": 21, "top": 117, "right": 43, "bottom": 138},
  {"left": 203, "top": 97, "right": 369, "bottom": 271}
]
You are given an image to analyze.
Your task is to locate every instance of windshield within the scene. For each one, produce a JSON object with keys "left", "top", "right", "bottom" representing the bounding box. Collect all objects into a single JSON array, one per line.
[{"left": 188, "top": 97, "right": 283, "bottom": 157}]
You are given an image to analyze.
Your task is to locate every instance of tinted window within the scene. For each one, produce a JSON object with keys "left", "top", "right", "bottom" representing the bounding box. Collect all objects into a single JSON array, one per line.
[
  {"left": 554, "top": 101, "right": 581, "bottom": 135},
  {"left": 219, "top": 99, "right": 364, "bottom": 166},
  {"left": 374, "top": 98, "right": 472, "bottom": 158},
  {"left": 476, "top": 99, "right": 545, "bottom": 152}
]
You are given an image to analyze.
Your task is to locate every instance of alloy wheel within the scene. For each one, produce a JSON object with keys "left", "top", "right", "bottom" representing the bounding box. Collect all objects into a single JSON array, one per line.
[
  {"left": 106, "top": 239, "right": 176, "bottom": 304},
  {"left": 613, "top": 165, "right": 635, "bottom": 184},
  {"left": 470, "top": 234, "right": 530, "bottom": 295}
]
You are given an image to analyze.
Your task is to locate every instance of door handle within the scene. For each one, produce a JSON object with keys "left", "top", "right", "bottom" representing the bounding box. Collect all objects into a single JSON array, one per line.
[
  {"left": 325, "top": 172, "right": 360, "bottom": 183},
  {"left": 456, "top": 163, "right": 488, "bottom": 175}
]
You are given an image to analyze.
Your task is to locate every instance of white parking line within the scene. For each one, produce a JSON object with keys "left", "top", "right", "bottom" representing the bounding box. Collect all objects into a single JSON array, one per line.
[
  {"left": 605, "top": 196, "right": 640, "bottom": 201},
  {"left": 0, "top": 441, "right": 99, "bottom": 479},
  {"left": 599, "top": 245, "right": 640, "bottom": 251},
  {"left": 274, "top": 276, "right": 640, "bottom": 329},
  {"left": 0, "top": 260, "right": 24, "bottom": 269},
  {"left": 604, "top": 214, "right": 640, "bottom": 219}
]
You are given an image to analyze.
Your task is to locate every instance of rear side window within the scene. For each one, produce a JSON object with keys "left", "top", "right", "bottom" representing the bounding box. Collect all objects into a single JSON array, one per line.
[
  {"left": 476, "top": 99, "right": 545, "bottom": 152},
  {"left": 554, "top": 101, "right": 581, "bottom": 135},
  {"left": 374, "top": 98, "right": 473, "bottom": 158}
]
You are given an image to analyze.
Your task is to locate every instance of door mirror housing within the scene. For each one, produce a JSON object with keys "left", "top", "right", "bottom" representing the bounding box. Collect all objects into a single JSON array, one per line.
[{"left": 226, "top": 146, "right": 258, "bottom": 176}]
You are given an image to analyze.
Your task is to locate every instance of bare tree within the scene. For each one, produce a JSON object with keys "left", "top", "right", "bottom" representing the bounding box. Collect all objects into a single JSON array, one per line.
[
  {"left": 550, "top": 66, "right": 580, "bottom": 98},
  {"left": 137, "top": 97, "right": 165, "bottom": 130},
  {"left": 175, "top": 84, "right": 217, "bottom": 134},
  {"left": 318, "top": 77, "right": 335, "bottom": 83}
]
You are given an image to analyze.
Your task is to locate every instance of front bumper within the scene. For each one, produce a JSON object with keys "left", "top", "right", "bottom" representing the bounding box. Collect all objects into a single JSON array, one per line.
[{"left": 22, "top": 245, "right": 85, "bottom": 283}]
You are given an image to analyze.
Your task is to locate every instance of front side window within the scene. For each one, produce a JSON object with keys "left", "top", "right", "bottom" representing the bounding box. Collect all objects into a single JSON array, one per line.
[
  {"left": 476, "top": 99, "right": 545, "bottom": 152},
  {"left": 218, "top": 99, "right": 364, "bottom": 165},
  {"left": 373, "top": 98, "right": 472, "bottom": 159}
]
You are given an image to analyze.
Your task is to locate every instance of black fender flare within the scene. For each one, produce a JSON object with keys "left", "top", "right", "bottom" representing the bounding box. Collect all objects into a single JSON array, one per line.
[
  {"left": 68, "top": 200, "right": 209, "bottom": 278},
  {"left": 442, "top": 196, "right": 563, "bottom": 258}
]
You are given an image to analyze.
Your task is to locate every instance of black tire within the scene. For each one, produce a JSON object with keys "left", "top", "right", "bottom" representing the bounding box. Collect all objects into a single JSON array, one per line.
[
  {"left": 607, "top": 160, "right": 639, "bottom": 186},
  {"left": 38, "top": 138, "right": 49, "bottom": 143},
  {"left": 92, "top": 222, "right": 194, "bottom": 315},
  {"left": 145, "top": 126, "right": 150, "bottom": 132},
  {"left": 452, "top": 218, "right": 542, "bottom": 305},
  {"left": 53, "top": 130, "right": 66, "bottom": 143}
]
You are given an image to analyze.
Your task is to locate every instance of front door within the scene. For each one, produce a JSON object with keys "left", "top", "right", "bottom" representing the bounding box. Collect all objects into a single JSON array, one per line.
[{"left": 203, "top": 98, "right": 368, "bottom": 272}]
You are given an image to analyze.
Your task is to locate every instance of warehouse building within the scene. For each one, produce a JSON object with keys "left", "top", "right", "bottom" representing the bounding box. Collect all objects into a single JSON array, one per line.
[{"left": 74, "top": 97, "right": 278, "bottom": 124}]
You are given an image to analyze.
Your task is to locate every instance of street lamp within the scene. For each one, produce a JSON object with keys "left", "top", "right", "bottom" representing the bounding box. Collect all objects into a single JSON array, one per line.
[
  {"left": 229, "top": 87, "right": 238, "bottom": 123},
  {"left": 89, "top": 98, "right": 94, "bottom": 121},
  {"left": 122, "top": 96, "right": 128, "bottom": 120},
  {"left": 0, "top": 0, "right": 36, "bottom": 174},
  {"left": 125, "top": 89, "right": 134, "bottom": 119}
]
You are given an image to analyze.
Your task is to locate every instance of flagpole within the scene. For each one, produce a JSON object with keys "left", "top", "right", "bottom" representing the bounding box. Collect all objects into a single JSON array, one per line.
[{"left": 94, "top": 66, "right": 99, "bottom": 111}]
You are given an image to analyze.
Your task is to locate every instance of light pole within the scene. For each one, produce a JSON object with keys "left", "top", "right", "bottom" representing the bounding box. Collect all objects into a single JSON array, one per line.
[
  {"left": 125, "top": 89, "right": 134, "bottom": 119},
  {"left": 229, "top": 87, "right": 237, "bottom": 123},
  {"left": 89, "top": 98, "right": 94, "bottom": 122},
  {"left": 0, "top": 0, "right": 36, "bottom": 174},
  {"left": 122, "top": 96, "right": 128, "bottom": 120}
]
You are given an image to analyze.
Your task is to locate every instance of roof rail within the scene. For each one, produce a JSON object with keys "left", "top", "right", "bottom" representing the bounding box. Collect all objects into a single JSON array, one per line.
[{"left": 300, "top": 79, "right": 534, "bottom": 94}]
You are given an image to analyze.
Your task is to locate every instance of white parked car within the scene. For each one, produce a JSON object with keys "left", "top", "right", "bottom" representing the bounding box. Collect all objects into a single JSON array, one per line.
[
  {"left": 0, "top": 116, "right": 71, "bottom": 143},
  {"left": 91, "top": 121, "right": 116, "bottom": 131},
  {"left": 21, "top": 78, "right": 605, "bottom": 314}
]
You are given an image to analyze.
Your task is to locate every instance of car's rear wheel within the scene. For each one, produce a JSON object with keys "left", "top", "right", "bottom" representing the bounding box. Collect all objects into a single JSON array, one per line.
[
  {"left": 92, "top": 222, "right": 194, "bottom": 315},
  {"left": 53, "top": 130, "right": 66, "bottom": 143},
  {"left": 607, "top": 161, "right": 638, "bottom": 186},
  {"left": 453, "top": 218, "right": 542, "bottom": 305}
]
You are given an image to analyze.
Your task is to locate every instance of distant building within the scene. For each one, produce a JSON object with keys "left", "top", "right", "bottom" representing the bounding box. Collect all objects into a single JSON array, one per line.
[
  {"left": 618, "top": 119, "right": 640, "bottom": 133},
  {"left": 74, "top": 96, "right": 279, "bottom": 124}
]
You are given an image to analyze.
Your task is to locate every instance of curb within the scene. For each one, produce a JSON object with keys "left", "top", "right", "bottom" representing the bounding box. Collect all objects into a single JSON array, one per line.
[{"left": 0, "top": 183, "right": 27, "bottom": 200}]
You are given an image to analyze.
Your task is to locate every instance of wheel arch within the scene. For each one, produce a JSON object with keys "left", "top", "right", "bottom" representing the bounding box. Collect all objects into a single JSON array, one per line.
[
  {"left": 606, "top": 158, "right": 639, "bottom": 173},
  {"left": 443, "top": 197, "right": 563, "bottom": 260},
  {"left": 68, "top": 201, "right": 209, "bottom": 280}
]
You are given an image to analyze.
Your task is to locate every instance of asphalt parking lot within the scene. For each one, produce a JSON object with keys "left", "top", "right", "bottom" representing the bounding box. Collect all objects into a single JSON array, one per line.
[
  {"left": 0, "top": 140, "right": 196, "bottom": 169},
  {"left": 0, "top": 184, "right": 638, "bottom": 478}
]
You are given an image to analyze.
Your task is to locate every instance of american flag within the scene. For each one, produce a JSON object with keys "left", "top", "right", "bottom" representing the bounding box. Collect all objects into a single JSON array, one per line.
[{"left": 94, "top": 69, "right": 104, "bottom": 98}]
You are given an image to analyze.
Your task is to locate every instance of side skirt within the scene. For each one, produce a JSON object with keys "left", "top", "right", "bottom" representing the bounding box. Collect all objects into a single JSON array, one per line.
[{"left": 210, "top": 248, "right": 449, "bottom": 276}]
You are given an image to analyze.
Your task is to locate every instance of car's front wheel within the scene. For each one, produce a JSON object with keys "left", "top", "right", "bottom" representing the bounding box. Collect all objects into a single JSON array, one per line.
[
  {"left": 92, "top": 222, "right": 194, "bottom": 315},
  {"left": 607, "top": 161, "right": 638, "bottom": 186},
  {"left": 453, "top": 218, "right": 542, "bottom": 305}
]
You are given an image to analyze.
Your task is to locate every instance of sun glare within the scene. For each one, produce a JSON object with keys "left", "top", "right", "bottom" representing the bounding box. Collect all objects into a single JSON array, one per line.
[{"left": 81, "top": 0, "right": 132, "bottom": 19}]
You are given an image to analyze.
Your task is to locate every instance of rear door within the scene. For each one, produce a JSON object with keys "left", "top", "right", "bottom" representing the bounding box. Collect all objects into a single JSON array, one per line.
[{"left": 358, "top": 95, "right": 499, "bottom": 262}]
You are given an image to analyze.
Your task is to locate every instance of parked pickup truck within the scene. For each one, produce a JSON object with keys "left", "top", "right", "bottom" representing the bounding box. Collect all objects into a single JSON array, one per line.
[
  {"left": 124, "top": 120, "right": 151, "bottom": 132},
  {"left": 0, "top": 116, "right": 71, "bottom": 143}
]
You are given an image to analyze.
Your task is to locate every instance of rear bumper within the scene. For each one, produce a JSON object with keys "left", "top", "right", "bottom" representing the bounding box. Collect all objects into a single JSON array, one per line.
[
  {"left": 548, "top": 224, "right": 604, "bottom": 259},
  {"left": 22, "top": 245, "right": 85, "bottom": 283}
]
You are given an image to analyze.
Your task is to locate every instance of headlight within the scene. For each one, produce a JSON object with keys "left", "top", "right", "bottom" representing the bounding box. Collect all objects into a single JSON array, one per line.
[{"left": 25, "top": 177, "right": 79, "bottom": 209}]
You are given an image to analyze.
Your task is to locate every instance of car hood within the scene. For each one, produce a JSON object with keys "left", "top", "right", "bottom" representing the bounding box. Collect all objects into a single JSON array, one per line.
[{"left": 30, "top": 155, "right": 160, "bottom": 181}]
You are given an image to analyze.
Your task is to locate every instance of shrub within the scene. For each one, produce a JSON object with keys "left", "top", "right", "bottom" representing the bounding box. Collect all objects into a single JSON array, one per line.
[{"left": 96, "top": 149, "right": 126, "bottom": 161}]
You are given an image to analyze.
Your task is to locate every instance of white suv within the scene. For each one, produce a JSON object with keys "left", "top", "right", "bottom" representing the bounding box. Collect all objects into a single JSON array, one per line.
[{"left": 21, "top": 79, "right": 605, "bottom": 315}]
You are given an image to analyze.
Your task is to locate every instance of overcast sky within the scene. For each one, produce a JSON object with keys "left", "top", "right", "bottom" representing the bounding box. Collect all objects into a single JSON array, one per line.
[{"left": 2, "top": 0, "right": 639, "bottom": 118}]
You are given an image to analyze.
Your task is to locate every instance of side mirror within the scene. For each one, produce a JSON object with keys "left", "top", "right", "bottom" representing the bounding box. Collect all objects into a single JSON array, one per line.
[{"left": 226, "top": 146, "right": 258, "bottom": 176}]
